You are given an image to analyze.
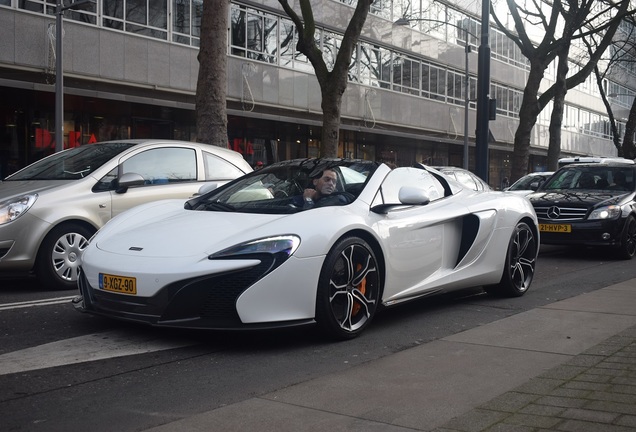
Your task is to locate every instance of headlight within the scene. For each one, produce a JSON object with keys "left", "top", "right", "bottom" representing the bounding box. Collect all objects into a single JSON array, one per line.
[
  {"left": 588, "top": 205, "right": 621, "bottom": 220},
  {"left": 0, "top": 194, "right": 38, "bottom": 225},
  {"left": 210, "top": 235, "right": 301, "bottom": 259}
]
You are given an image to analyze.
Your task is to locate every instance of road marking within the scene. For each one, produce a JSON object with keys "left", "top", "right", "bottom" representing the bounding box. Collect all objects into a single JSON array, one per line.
[
  {"left": 0, "top": 330, "right": 196, "bottom": 376},
  {"left": 0, "top": 296, "right": 76, "bottom": 311}
]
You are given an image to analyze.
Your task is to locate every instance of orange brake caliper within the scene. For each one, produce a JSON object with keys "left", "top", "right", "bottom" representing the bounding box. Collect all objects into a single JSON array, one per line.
[{"left": 351, "top": 263, "right": 367, "bottom": 316}]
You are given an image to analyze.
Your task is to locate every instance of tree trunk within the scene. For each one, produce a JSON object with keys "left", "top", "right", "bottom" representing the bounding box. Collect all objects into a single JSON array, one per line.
[
  {"left": 623, "top": 100, "right": 636, "bottom": 159},
  {"left": 511, "top": 66, "right": 544, "bottom": 182},
  {"left": 547, "top": 50, "right": 569, "bottom": 170},
  {"left": 279, "top": 0, "right": 372, "bottom": 158},
  {"left": 320, "top": 82, "right": 344, "bottom": 156},
  {"left": 195, "top": 0, "right": 229, "bottom": 148}
]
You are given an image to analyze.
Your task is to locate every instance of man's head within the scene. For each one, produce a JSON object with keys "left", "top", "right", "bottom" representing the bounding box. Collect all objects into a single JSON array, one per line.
[{"left": 312, "top": 169, "right": 338, "bottom": 198}]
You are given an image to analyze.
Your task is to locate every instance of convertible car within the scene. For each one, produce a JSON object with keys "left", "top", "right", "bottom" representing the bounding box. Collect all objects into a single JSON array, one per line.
[{"left": 74, "top": 159, "right": 539, "bottom": 339}]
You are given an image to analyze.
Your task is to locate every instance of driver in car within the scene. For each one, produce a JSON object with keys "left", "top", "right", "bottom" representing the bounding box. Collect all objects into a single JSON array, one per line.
[{"left": 295, "top": 168, "right": 350, "bottom": 208}]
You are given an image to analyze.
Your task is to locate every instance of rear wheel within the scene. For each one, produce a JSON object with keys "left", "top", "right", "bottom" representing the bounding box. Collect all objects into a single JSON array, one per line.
[
  {"left": 617, "top": 216, "right": 636, "bottom": 260},
  {"left": 315, "top": 237, "right": 381, "bottom": 340},
  {"left": 485, "top": 222, "right": 537, "bottom": 297},
  {"left": 35, "top": 223, "right": 95, "bottom": 290}
]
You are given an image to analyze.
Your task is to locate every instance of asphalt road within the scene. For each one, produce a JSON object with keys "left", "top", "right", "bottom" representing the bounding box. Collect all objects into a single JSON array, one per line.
[{"left": 1, "top": 245, "right": 635, "bottom": 432}]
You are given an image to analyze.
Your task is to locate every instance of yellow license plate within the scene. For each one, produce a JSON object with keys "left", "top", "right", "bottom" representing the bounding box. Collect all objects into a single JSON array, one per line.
[
  {"left": 539, "top": 223, "right": 572, "bottom": 233},
  {"left": 99, "top": 273, "right": 137, "bottom": 295}
]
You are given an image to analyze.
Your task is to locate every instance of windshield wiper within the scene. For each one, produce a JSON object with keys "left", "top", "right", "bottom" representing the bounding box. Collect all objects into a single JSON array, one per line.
[{"left": 203, "top": 201, "right": 236, "bottom": 212}]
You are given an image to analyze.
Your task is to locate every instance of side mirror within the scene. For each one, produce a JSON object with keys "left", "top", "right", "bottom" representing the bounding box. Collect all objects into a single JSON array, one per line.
[
  {"left": 194, "top": 182, "right": 219, "bottom": 197},
  {"left": 116, "top": 172, "right": 145, "bottom": 194},
  {"left": 529, "top": 181, "right": 540, "bottom": 191},
  {"left": 371, "top": 186, "right": 431, "bottom": 214},
  {"left": 399, "top": 186, "right": 431, "bottom": 205}
]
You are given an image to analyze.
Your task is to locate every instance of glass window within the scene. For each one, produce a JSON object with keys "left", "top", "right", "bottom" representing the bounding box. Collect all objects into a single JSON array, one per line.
[
  {"left": 126, "top": 0, "right": 147, "bottom": 25},
  {"left": 172, "top": 0, "right": 190, "bottom": 36},
  {"left": 203, "top": 152, "right": 246, "bottom": 180},
  {"left": 148, "top": 0, "right": 167, "bottom": 29},
  {"left": 121, "top": 147, "right": 197, "bottom": 184},
  {"left": 104, "top": 0, "right": 124, "bottom": 19},
  {"left": 423, "top": 64, "right": 445, "bottom": 102},
  {"left": 374, "top": 167, "right": 446, "bottom": 206}
]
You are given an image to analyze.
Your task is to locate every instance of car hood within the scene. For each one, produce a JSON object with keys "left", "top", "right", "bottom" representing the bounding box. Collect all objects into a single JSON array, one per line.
[
  {"left": 527, "top": 190, "right": 629, "bottom": 208},
  {"left": 94, "top": 201, "right": 292, "bottom": 258},
  {"left": 0, "top": 180, "right": 75, "bottom": 200}
]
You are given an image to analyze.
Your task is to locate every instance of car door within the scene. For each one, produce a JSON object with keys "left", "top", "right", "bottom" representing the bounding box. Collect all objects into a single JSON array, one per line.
[
  {"left": 372, "top": 167, "right": 471, "bottom": 302},
  {"left": 110, "top": 146, "right": 202, "bottom": 218}
]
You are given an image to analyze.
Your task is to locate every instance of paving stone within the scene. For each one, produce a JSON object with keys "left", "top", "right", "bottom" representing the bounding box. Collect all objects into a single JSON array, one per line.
[
  {"left": 589, "top": 390, "right": 636, "bottom": 404},
  {"left": 610, "top": 376, "right": 636, "bottom": 385},
  {"left": 539, "top": 365, "right": 587, "bottom": 381},
  {"left": 559, "top": 407, "right": 619, "bottom": 423},
  {"left": 616, "top": 414, "right": 636, "bottom": 428},
  {"left": 556, "top": 419, "right": 636, "bottom": 432},
  {"left": 549, "top": 388, "right": 591, "bottom": 399},
  {"left": 563, "top": 377, "right": 612, "bottom": 391},
  {"left": 502, "top": 413, "right": 561, "bottom": 428},
  {"left": 483, "top": 423, "right": 536, "bottom": 432},
  {"left": 478, "top": 392, "right": 539, "bottom": 413},
  {"left": 586, "top": 400, "right": 636, "bottom": 415},
  {"left": 612, "top": 384, "right": 636, "bottom": 395},
  {"left": 534, "top": 396, "right": 588, "bottom": 409},
  {"left": 513, "top": 377, "right": 563, "bottom": 395},
  {"left": 583, "top": 367, "right": 626, "bottom": 378},
  {"left": 564, "top": 354, "right": 605, "bottom": 368},
  {"left": 440, "top": 409, "right": 508, "bottom": 432},
  {"left": 518, "top": 403, "right": 565, "bottom": 417}
]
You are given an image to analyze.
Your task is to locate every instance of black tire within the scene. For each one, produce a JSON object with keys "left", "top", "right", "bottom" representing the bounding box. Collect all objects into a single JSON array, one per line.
[
  {"left": 485, "top": 222, "right": 537, "bottom": 297},
  {"left": 35, "top": 223, "right": 95, "bottom": 290},
  {"left": 315, "top": 236, "right": 381, "bottom": 340},
  {"left": 618, "top": 216, "right": 636, "bottom": 260}
]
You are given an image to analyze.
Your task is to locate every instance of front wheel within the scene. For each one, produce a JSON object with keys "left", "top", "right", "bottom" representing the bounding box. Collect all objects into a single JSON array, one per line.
[
  {"left": 617, "top": 216, "right": 636, "bottom": 260},
  {"left": 485, "top": 221, "right": 537, "bottom": 297},
  {"left": 315, "top": 237, "right": 381, "bottom": 340},
  {"left": 35, "top": 223, "right": 95, "bottom": 290}
]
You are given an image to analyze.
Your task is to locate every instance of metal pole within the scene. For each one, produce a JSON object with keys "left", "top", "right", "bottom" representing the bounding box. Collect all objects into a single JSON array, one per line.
[
  {"left": 55, "top": 2, "right": 64, "bottom": 153},
  {"left": 475, "top": 0, "right": 491, "bottom": 183},
  {"left": 463, "top": 44, "right": 470, "bottom": 170}
]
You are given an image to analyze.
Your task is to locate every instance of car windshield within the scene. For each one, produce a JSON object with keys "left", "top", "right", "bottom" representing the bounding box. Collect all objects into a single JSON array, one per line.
[
  {"left": 187, "top": 159, "right": 379, "bottom": 214},
  {"left": 509, "top": 173, "right": 549, "bottom": 191},
  {"left": 4, "top": 142, "right": 136, "bottom": 180},
  {"left": 542, "top": 166, "right": 634, "bottom": 192}
]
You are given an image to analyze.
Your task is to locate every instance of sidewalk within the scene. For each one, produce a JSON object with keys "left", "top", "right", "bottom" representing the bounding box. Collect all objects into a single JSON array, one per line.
[{"left": 145, "top": 279, "right": 636, "bottom": 432}]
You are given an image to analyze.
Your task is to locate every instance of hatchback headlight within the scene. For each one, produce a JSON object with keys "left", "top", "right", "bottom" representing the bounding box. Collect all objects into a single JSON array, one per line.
[
  {"left": 588, "top": 205, "right": 621, "bottom": 220},
  {"left": 0, "top": 194, "right": 38, "bottom": 225}
]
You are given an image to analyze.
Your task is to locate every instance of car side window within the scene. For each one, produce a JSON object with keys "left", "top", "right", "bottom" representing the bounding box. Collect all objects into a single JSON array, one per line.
[
  {"left": 121, "top": 148, "right": 197, "bottom": 185},
  {"left": 93, "top": 167, "right": 118, "bottom": 192},
  {"left": 203, "top": 152, "right": 245, "bottom": 180},
  {"left": 454, "top": 171, "right": 479, "bottom": 191},
  {"left": 373, "top": 167, "right": 446, "bottom": 206}
]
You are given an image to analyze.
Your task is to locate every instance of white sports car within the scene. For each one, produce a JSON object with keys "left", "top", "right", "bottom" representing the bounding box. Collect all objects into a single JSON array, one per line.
[{"left": 74, "top": 159, "right": 539, "bottom": 339}]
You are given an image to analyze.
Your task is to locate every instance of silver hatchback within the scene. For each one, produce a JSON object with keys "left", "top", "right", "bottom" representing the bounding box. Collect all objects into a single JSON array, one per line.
[{"left": 0, "top": 139, "right": 252, "bottom": 290}]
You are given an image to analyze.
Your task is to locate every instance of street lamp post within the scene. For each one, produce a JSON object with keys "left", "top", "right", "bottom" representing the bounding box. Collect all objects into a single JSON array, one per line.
[
  {"left": 395, "top": 18, "right": 475, "bottom": 170},
  {"left": 54, "top": 0, "right": 94, "bottom": 153},
  {"left": 474, "top": 0, "right": 492, "bottom": 183}
]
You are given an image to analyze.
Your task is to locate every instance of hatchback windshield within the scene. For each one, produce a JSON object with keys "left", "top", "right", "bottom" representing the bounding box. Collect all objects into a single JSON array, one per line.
[
  {"left": 187, "top": 159, "right": 378, "bottom": 214},
  {"left": 5, "top": 142, "right": 136, "bottom": 181}
]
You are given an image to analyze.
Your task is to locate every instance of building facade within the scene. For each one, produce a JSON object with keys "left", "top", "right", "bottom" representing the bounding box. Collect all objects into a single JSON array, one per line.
[{"left": 1, "top": 0, "right": 635, "bottom": 188}]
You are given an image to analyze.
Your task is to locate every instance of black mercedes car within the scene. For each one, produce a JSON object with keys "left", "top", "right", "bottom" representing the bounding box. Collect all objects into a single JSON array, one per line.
[{"left": 527, "top": 161, "right": 636, "bottom": 258}]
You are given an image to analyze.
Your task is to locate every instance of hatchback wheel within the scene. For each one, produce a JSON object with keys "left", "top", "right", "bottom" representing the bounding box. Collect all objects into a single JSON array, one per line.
[{"left": 35, "top": 223, "right": 95, "bottom": 290}]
